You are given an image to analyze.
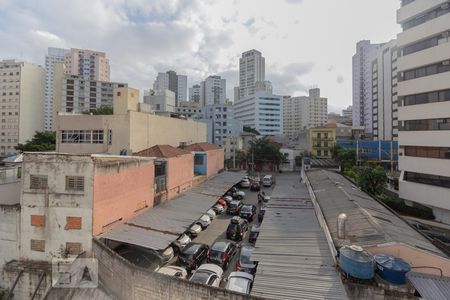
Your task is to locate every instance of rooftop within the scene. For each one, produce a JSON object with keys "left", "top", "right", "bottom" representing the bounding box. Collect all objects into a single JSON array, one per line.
[
  {"left": 306, "top": 169, "right": 443, "bottom": 256},
  {"left": 251, "top": 173, "right": 348, "bottom": 300},
  {"left": 182, "top": 142, "right": 221, "bottom": 152},
  {"left": 134, "top": 145, "right": 191, "bottom": 158}
]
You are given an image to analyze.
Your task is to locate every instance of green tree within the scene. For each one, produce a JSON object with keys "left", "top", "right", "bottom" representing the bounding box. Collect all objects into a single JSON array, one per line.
[
  {"left": 331, "top": 144, "right": 356, "bottom": 171},
  {"left": 83, "top": 106, "right": 113, "bottom": 115},
  {"left": 15, "top": 131, "right": 56, "bottom": 152},
  {"left": 249, "top": 138, "right": 284, "bottom": 167},
  {"left": 243, "top": 126, "right": 260, "bottom": 135},
  {"left": 356, "top": 165, "right": 387, "bottom": 196}
]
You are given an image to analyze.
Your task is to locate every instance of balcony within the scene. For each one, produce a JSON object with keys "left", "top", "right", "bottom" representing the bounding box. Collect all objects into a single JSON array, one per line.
[{"left": 312, "top": 137, "right": 334, "bottom": 141}]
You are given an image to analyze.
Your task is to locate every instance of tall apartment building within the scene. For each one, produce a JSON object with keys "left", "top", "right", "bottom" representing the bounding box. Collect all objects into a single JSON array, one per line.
[
  {"left": 201, "top": 103, "right": 242, "bottom": 146},
  {"left": 153, "top": 72, "right": 169, "bottom": 91},
  {"left": 203, "top": 76, "right": 226, "bottom": 106},
  {"left": 57, "top": 76, "right": 127, "bottom": 114},
  {"left": 64, "top": 48, "right": 110, "bottom": 81},
  {"left": 44, "top": 47, "right": 69, "bottom": 130},
  {"left": 352, "top": 40, "right": 384, "bottom": 134},
  {"left": 177, "top": 75, "right": 188, "bottom": 105},
  {"left": 283, "top": 88, "right": 328, "bottom": 140},
  {"left": 0, "top": 59, "right": 45, "bottom": 156},
  {"left": 153, "top": 71, "right": 187, "bottom": 106},
  {"left": 342, "top": 106, "right": 352, "bottom": 119},
  {"left": 234, "top": 91, "right": 283, "bottom": 136},
  {"left": 239, "top": 49, "right": 265, "bottom": 99},
  {"left": 189, "top": 84, "right": 202, "bottom": 103},
  {"left": 397, "top": 0, "right": 450, "bottom": 223},
  {"left": 372, "top": 40, "right": 399, "bottom": 141}
]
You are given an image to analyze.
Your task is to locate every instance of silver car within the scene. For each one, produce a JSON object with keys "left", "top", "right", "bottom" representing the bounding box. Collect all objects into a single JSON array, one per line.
[
  {"left": 172, "top": 233, "right": 191, "bottom": 253},
  {"left": 196, "top": 214, "right": 212, "bottom": 229},
  {"left": 157, "top": 266, "right": 188, "bottom": 279},
  {"left": 189, "top": 264, "right": 223, "bottom": 287},
  {"left": 225, "top": 271, "right": 254, "bottom": 294},
  {"left": 188, "top": 223, "right": 202, "bottom": 237},
  {"left": 237, "top": 245, "right": 257, "bottom": 274}
]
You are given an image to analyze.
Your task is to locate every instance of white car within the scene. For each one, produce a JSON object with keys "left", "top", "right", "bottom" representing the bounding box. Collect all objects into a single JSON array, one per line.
[
  {"left": 212, "top": 204, "right": 225, "bottom": 214},
  {"left": 159, "top": 246, "right": 174, "bottom": 263},
  {"left": 196, "top": 214, "right": 212, "bottom": 229},
  {"left": 189, "top": 264, "right": 223, "bottom": 287},
  {"left": 172, "top": 233, "right": 191, "bottom": 253},
  {"left": 225, "top": 271, "right": 254, "bottom": 294},
  {"left": 157, "top": 266, "right": 188, "bottom": 279},
  {"left": 240, "top": 178, "right": 250, "bottom": 188},
  {"left": 188, "top": 223, "right": 202, "bottom": 237},
  {"left": 206, "top": 209, "right": 216, "bottom": 220},
  {"left": 263, "top": 196, "right": 270, "bottom": 204}
]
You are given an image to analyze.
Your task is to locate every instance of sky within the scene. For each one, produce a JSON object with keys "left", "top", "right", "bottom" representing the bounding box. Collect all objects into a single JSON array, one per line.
[{"left": 0, "top": 0, "right": 401, "bottom": 113}]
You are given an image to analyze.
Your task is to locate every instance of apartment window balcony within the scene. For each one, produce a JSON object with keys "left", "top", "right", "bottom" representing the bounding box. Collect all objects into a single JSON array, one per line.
[{"left": 402, "top": 3, "right": 450, "bottom": 31}]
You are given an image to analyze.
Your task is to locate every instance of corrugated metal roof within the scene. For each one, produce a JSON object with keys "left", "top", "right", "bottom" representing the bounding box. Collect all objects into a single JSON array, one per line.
[
  {"left": 408, "top": 272, "right": 450, "bottom": 300},
  {"left": 306, "top": 169, "right": 443, "bottom": 256},
  {"left": 99, "top": 171, "right": 243, "bottom": 250},
  {"left": 251, "top": 173, "right": 348, "bottom": 300}
]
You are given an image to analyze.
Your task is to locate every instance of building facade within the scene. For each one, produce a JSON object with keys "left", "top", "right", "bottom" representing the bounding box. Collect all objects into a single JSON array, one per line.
[
  {"left": 352, "top": 40, "right": 384, "bottom": 134},
  {"left": 0, "top": 59, "right": 45, "bottom": 156},
  {"left": 64, "top": 48, "right": 110, "bottom": 81},
  {"left": 203, "top": 75, "right": 226, "bottom": 106},
  {"left": 153, "top": 72, "right": 169, "bottom": 91},
  {"left": 189, "top": 84, "right": 202, "bottom": 103},
  {"left": 309, "top": 125, "right": 337, "bottom": 158},
  {"left": 239, "top": 49, "right": 265, "bottom": 99},
  {"left": 201, "top": 103, "right": 242, "bottom": 147},
  {"left": 372, "top": 39, "right": 399, "bottom": 141},
  {"left": 44, "top": 47, "right": 69, "bottom": 130},
  {"left": 143, "top": 89, "right": 176, "bottom": 113},
  {"left": 175, "top": 101, "right": 204, "bottom": 118},
  {"left": 397, "top": 0, "right": 450, "bottom": 223},
  {"left": 234, "top": 91, "right": 283, "bottom": 136},
  {"left": 283, "top": 88, "right": 328, "bottom": 140},
  {"left": 154, "top": 71, "right": 187, "bottom": 107}
]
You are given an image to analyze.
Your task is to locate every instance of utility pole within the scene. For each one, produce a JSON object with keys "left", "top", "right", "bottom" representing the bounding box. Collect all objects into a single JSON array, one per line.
[{"left": 233, "top": 137, "right": 236, "bottom": 169}]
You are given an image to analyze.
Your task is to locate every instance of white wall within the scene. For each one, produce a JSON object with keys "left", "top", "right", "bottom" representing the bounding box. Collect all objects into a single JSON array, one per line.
[{"left": 0, "top": 205, "right": 20, "bottom": 273}]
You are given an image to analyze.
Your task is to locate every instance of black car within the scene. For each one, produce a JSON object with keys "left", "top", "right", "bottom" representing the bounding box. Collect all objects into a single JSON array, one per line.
[
  {"left": 248, "top": 225, "right": 260, "bottom": 244},
  {"left": 250, "top": 181, "right": 261, "bottom": 191},
  {"left": 178, "top": 243, "right": 209, "bottom": 272},
  {"left": 115, "top": 245, "right": 163, "bottom": 271},
  {"left": 207, "top": 240, "right": 237, "bottom": 269},
  {"left": 239, "top": 204, "right": 257, "bottom": 222},
  {"left": 226, "top": 216, "right": 249, "bottom": 241},
  {"left": 258, "top": 205, "right": 267, "bottom": 223},
  {"left": 227, "top": 200, "right": 243, "bottom": 215}
]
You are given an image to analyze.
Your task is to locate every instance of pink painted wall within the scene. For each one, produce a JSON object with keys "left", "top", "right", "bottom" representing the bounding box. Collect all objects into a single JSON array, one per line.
[
  {"left": 92, "top": 162, "right": 154, "bottom": 235},
  {"left": 367, "top": 243, "right": 450, "bottom": 277},
  {"left": 206, "top": 149, "right": 224, "bottom": 178},
  {"left": 167, "top": 154, "right": 194, "bottom": 200}
]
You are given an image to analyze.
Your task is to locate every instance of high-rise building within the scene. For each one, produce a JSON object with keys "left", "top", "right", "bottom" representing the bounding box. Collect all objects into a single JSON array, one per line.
[
  {"left": 397, "top": 0, "right": 450, "bottom": 223},
  {"left": 189, "top": 84, "right": 202, "bottom": 103},
  {"left": 283, "top": 88, "right": 328, "bottom": 140},
  {"left": 352, "top": 40, "right": 384, "bottom": 134},
  {"left": 0, "top": 59, "right": 45, "bottom": 156},
  {"left": 372, "top": 39, "right": 399, "bottom": 141},
  {"left": 239, "top": 49, "right": 265, "bottom": 99},
  {"left": 44, "top": 47, "right": 69, "bottom": 130},
  {"left": 342, "top": 106, "right": 352, "bottom": 119},
  {"left": 177, "top": 74, "right": 188, "bottom": 104},
  {"left": 200, "top": 103, "right": 242, "bottom": 146},
  {"left": 153, "top": 71, "right": 187, "bottom": 106},
  {"left": 153, "top": 72, "right": 169, "bottom": 91},
  {"left": 203, "top": 75, "right": 226, "bottom": 106},
  {"left": 64, "top": 48, "right": 110, "bottom": 81}
]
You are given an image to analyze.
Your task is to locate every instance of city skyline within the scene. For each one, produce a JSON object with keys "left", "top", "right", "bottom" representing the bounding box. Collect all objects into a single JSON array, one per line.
[{"left": 0, "top": 0, "right": 399, "bottom": 113}]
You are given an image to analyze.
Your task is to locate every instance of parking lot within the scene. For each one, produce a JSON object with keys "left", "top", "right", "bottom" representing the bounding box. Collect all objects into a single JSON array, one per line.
[{"left": 168, "top": 173, "right": 275, "bottom": 288}]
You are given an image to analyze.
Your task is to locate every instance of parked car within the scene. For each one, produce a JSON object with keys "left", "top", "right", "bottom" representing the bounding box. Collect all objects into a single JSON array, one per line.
[
  {"left": 206, "top": 209, "right": 217, "bottom": 220},
  {"left": 239, "top": 204, "right": 257, "bottom": 222},
  {"left": 196, "top": 214, "right": 212, "bottom": 229},
  {"left": 189, "top": 264, "right": 223, "bottom": 287},
  {"left": 221, "top": 196, "right": 233, "bottom": 206},
  {"left": 240, "top": 178, "right": 251, "bottom": 188},
  {"left": 263, "top": 195, "right": 270, "bottom": 205},
  {"left": 187, "top": 223, "right": 202, "bottom": 238},
  {"left": 178, "top": 243, "right": 209, "bottom": 272},
  {"left": 115, "top": 245, "right": 163, "bottom": 271},
  {"left": 157, "top": 266, "right": 188, "bottom": 279},
  {"left": 172, "top": 233, "right": 191, "bottom": 253},
  {"left": 225, "top": 272, "right": 254, "bottom": 294},
  {"left": 248, "top": 225, "right": 260, "bottom": 244},
  {"left": 258, "top": 205, "right": 267, "bottom": 223},
  {"left": 250, "top": 181, "right": 261, "bottom": 191},
  {"left": 236, "top": 245, "right": 257, "bottom": 274},
  {"left": 227, "top": 200, "right": 243, "bottom": 215},
  {"left": 233, "top": 190, "right": 245, "bottom": 200},
  {"left": 212, "top": 203, "right": 225, "bottom": 214},
  {"left": 207, "top": 240, "right": 238, "bottom": 269},
  {"left": 226, "top": 216, "right": 249, "bottom": 241},
  {"left": 262, "top": 175, "right": 273, "bottom": 187},
  {"left": 159, "top": 246, "right": 174, "bottom": 263}
]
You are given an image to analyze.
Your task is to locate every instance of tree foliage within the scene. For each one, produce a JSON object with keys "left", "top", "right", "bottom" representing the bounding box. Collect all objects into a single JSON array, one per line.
[
  {"left": 249, "top": 138, "right": 284, "bottom": 166},
  {"left": 83, "top": 106, "right": 113, "bottom": 115},
  {"left": 355, "top": 165, "right": 387, "bottom": 196},
  {"left": 243, "top": 126, "right": 260, "bottom": 135},
  {"left": 15, "top": 131, "right": 56, "bottom": 152},
  {"left": 331, "top": 144, "right": 356, "bottom": 171}
]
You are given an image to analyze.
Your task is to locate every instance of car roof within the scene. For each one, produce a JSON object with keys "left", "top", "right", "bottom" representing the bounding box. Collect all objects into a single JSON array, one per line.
[
  {"left": 183, "top": 243, "right": 205, "bottom": 253},
  {"left": 250, "top": 225, "right": 260, "bottom": 232},
  {"left": 230, "top": 200, "right": 241, "bottom": 204},
  {"left": 211, "top": 240, "right": 230, "bottom": 251},
  {"left": 241, "top": 245, "right": 255, "bottom": 256},
  {"left": 198, "top": 263, "right": 224, "bottom": 276},
  {"left": 157, "top": 266, "right": 186, "bottom": 276},
  {"left": 242, "top": 204, "right": 254, "bottom": 208},
  {"left": 228, "top": 271, "right": 254, "bottom": 281}
]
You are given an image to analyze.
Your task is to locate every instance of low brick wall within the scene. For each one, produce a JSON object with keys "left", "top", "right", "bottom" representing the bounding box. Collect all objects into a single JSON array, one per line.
[{"left": 93, "top": 239, "right": 265, "bottom": 300}]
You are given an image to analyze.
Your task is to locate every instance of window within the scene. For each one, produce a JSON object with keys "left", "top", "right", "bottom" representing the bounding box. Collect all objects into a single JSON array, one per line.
[
  {"left": 65, "top": 217, "right": 82, "bottom": 230},
  {"left": 404, "top": 146, "right": 450, "bottom": 159},
  {"left": 404, "top": 171, "right": 450, "bottom": 188},
  {"left": 401, "top": 118, "right": 450, "bottom": 131},
  {"left": 66, "top": 242, "right": 83, "bottom": 255},
  {"left": 31, "top": 215, "right": 45, "bottom": 227},
  {"left": 403, "top": 88, "right": 450, "bottom": 106},
  {"left": 400, "top": 60, "right": 450, "bottom": 81},
  {"left": 31, "top": 239, "right": 45, "bottom": 252},
  {"left": 30, "top": 175, "right": 48, "bottom": 189},
  {"left": 194, "top": 155, "right": 204, "bottom": 165},
  {"left": 65, "top": 176, "right": 84, "bottom": 191}
]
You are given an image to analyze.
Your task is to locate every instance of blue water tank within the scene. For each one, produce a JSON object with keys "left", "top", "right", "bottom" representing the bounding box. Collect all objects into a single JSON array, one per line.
[
  {"left": 374, "top": 254, "right": 411, "bottom": 284},
  {"left": 339, "top": 245, "right": 374, "bottom": 280}
]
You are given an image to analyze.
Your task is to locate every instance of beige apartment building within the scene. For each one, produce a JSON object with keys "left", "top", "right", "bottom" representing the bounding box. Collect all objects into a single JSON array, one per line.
[
  {"left": 64, "top": 48, "right": 110, "bottom": 81},
  {"left": 0, "top": 59, "right": 45, "bottom": 156},
  {"left": 56, "top": 87, "right": 207, "bottom": 155}
]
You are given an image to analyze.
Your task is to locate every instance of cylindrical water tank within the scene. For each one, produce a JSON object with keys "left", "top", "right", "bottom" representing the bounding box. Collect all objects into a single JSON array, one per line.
[
  {"left": 374, "top": 254, "right": 411, "bottom": 284},
  {"left": 339, "top": 245, "right": 374, "bottom": 280},
  {"left": 337, "top": 213, "right": 347, "bottom": 239}
]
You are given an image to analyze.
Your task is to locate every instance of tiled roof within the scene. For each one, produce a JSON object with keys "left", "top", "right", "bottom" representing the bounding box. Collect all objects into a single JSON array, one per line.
[
  {"left": 135, "top": 145, "right": 191, "bottom": 158},
  {"left": 182, "top": 142, "right": 221, "bottom": 152}
]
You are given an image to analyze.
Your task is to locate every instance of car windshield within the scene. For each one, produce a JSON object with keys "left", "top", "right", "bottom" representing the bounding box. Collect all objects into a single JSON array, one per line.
[
  {"left": 190, "top": 271, "right": 211, "bottom": 283},
  {"left": 209, "top": 250, "right": 223, "bottom": 259},
  {"left": 230, "top": 202, "right": 239, "bottom": 208},
  {"left": 228, "top": 277, "right": 250, "bottom": 293},
  {"left": 241, "top": 206, "right": 252, "bottom": 213},
  {"left": 211, "top": 242, "right": 227, "bottom": 251},
  {"left": 183, "top": 244, "right": 200, "bottom": 255},
  {"left": 240, "top": 248, "right": 255, "bottom": 265}
]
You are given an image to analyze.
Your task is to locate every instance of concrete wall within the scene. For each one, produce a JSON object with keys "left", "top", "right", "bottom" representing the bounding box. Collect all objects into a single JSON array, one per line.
[
  {"left": 0, "top": 205, "right": 20, "bottom": 274},
  {"left": 167, "top": 154, "right": 194, "bottom": 200},
  {"left": 93, "top": 239, "right": 265, "bottom": 300},
  {"left": 92, "top": 158, "right": 155, "bottom": 235},
  {"left": 0, "top": 181, "right": 21, "bottom": 205},
  {"left": 20, "top": 154, "right": 94, "bottom": 261},
  {"left": 206, "top": 149, "right": 225, "bottom": 178}
]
